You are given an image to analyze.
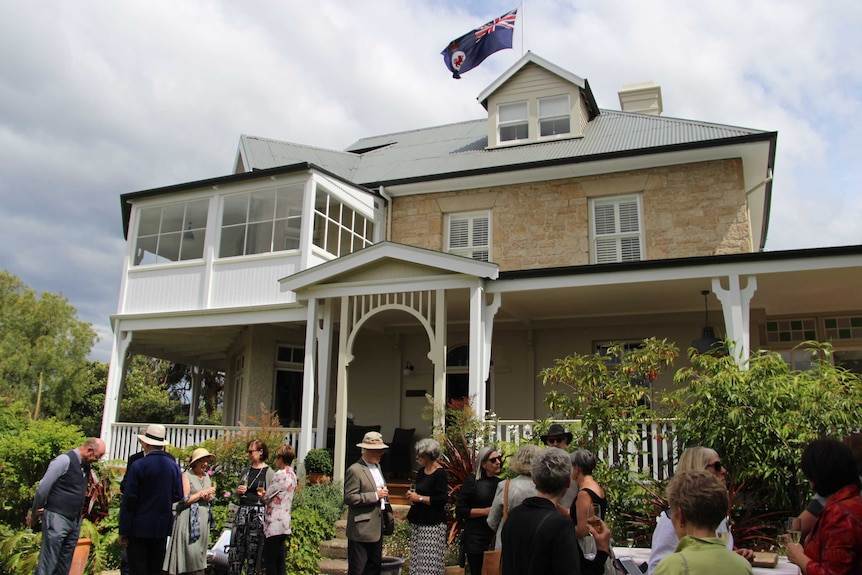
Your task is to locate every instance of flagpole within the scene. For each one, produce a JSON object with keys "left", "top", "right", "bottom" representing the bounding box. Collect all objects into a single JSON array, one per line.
[{"left": 521, "top": 0, "right": 525, "bottom": 55}]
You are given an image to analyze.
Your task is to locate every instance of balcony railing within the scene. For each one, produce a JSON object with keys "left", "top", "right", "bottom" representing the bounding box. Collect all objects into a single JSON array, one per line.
[
  {"left": 490, "top": 419, "right": 682, "bottom": 481},
  {"left": 109, "top": 423, "right": 307, "bottom": 462}
]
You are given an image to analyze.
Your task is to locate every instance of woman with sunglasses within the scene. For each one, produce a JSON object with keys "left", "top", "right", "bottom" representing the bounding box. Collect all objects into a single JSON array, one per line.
[
  {"left": 647, "top": 447, "right": 754, "bottom": 575},
  {"left": 456, "top": 445, "right": 503, "bottom": 575},
  {"left": 229, "top": 439, "right": 275, "bottom": 575}
]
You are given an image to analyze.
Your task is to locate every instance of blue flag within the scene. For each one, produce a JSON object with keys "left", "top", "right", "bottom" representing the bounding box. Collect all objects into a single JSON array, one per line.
[{"left": 441, "top": 8, "right": 518, "bottom": 79}]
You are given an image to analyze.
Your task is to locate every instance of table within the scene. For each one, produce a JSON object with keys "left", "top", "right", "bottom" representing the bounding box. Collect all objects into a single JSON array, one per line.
[{"left": 612, "top": 547, "right": 800, "bottom": 575}]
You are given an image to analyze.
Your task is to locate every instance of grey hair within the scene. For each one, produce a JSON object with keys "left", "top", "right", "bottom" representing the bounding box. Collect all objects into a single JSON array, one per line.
[
  {"left": 475, "top": 445, "right": 499, "bottom": 480},
  {"left": 509, "top": 444, "right": 542, "bottom": 476},
  {"left": 676, "top": 447, "right": 720, "bottom": 473},
  {"left": 531, "top": 448, "right": 572, "bottom": 497},
  {"left": 571, "top": 449, "right": 597, "bottom": 476},
  {"left": 415, "top": 438, "right": 441, "bottom": 460}
]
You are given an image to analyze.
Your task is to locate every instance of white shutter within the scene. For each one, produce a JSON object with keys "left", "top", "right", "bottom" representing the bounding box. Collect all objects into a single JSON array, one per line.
[
  {"left": 592, "top": 196, "right": 643, "bottom": 263},
  {"left": 448, "top": 212, "right": 490, "bottom": 260}
]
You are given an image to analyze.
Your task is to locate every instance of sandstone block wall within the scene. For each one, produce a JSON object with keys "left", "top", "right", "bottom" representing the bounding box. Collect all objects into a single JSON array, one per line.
[{"left": 390, "top": 159, "right": 751, "bottom": 271}]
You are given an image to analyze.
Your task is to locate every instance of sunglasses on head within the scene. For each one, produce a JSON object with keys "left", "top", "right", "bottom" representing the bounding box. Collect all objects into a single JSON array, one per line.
[{"left": 705, "top": 461, "right": 725, "bottom": 472}]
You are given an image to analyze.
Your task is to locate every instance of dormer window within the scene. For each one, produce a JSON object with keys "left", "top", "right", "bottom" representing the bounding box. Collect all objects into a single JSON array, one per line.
[
  {"left": 498, "top": 101, "right": 528, "bottom": 142},
  {"left": 538, "top": 95, "right": 571, "bottom": 137}
]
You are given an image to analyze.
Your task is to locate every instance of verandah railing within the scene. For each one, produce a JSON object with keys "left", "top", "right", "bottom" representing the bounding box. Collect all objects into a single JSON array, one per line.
[
  {"left": 109, "top": 423, "right": 306, "bottom": 462},
  {"left": 490, "top": 419, "right": 682, "bottom": 481}
]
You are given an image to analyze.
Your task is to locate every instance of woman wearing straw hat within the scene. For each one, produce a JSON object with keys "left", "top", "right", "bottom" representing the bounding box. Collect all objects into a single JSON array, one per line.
[{"left": 164, "top": 447, "right": 217, "bottom": 575}]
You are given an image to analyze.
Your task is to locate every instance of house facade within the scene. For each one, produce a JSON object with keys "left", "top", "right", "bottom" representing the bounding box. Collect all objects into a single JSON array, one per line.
[{"left": 101, "top": 53, "right": 862, "bottom": 480}]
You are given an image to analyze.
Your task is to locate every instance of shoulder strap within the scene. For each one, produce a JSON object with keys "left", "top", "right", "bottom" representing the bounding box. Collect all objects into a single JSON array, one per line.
[{"left": 503, "top": 479, "right": 511, "bottom": 521}]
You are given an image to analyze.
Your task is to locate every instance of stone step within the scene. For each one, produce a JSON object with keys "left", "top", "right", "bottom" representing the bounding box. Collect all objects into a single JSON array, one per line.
[
  {"left": 335, "top": 519, "right": 347, "bottom": 539},
  {"left": 318, "top": 557, "right": 349, "bottom": 575},
  {"left": 320, "top": 537, "right": 348, "bottom": 560}
]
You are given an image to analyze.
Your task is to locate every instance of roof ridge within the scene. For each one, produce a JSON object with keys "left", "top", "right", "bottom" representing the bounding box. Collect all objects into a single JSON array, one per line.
[{"left": 347, "top": 118, "right": 486, "bottom": 144}]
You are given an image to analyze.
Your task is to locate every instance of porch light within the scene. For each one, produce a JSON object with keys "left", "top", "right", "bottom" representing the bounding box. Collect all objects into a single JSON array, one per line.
[
  {"left": 402, "top": 361, "right": 414, "bottom": 376},
  {"left": 183, "top": 222, "right": 194, "bottom": 240},
  {"left": 692, "top": 290, "right": 722, "bottom": 354}
]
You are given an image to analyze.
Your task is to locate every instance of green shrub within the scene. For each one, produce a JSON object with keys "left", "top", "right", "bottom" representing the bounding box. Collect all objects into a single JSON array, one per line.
[
  {"left": 302, "top": 448, "right": 333, "bottom": 475},
  {"left": 286, "top": 506, "right": 330, "bottom": 575},
  {"left": 0, "top": 418, "right": 85, "bottom": 526},
  {"left": 293, "top": 480, "right": 344, "bottom": 527}
]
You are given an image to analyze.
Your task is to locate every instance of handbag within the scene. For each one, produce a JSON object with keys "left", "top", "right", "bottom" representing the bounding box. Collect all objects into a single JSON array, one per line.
[
  {"left": 382, "top": 502, "right": 395, "bottom": 536},
  {"left": 481, "top": 479, "right": 510, "bottom": 575}
]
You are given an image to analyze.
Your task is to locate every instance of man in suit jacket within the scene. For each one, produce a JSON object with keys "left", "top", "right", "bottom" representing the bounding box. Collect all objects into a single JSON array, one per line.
[
  {"left": 344, "top": 431, "right": 390, "bottom": 575},
  {"left": 118, "top": 424, "right": 183, "bottom": 575}
]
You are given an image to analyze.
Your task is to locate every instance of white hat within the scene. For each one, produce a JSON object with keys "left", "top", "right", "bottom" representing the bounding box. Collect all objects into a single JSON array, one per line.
[
  {"left": 138, "top": 423, "right": 168, "bottom": 446},
  {"left": 356, "top": 431, "right": 389, "bottom": 450},
  {"left": 189, "top": 447, "right": 214, "bottom": 466}
]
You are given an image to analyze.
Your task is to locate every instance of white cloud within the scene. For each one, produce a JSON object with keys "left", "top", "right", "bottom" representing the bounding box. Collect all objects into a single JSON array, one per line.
[{"left": 1, "top": 0, "right": 860, "bottom": 362}]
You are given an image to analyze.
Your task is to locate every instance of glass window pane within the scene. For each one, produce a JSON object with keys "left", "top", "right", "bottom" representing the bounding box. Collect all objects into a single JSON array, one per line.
[
  {"left": 246, "top": 221, "right": 273, "bottom": 255},
  {"left": 248, "top": 189, "right": 276, "bottom": 223},
  {"left": 158, "top": 232, "right": 181, "bottom": 262},
  {"left": 220, "top": 225, "right": 245, "bottom": 257},
  {"left": 312, "top": 213, "right": 326, "bottom": 249},
  {"left": 185, "top": 199, "right": 209, "bottom": 229},
  {"left": 540, "top": 117, "right": 570, "bottom": 137},
  {"left": 500, "top": 123, "right": 528, "bottom": 141},
  {"left": 340, "top": 227, "right": 353, "bottom": 256},
  {"left": 275, "top": 185, "right": 304, "bottom": 219},
  {"left": 326, "top": 220, "right": 339, "bottom": 255},
  {"left": 161, "top": 204, "right": 184, "bottom": 233},
  {"left": 138, "top": 207, "right": 161, "bottom": 236},
  {"left": 180, "top": 231, "right": 204, "bottom": 260},
  {"left": 274, "top": 219, "right": 300, "bottom": 251},
  {"left": 222, "top": 195, "right": 248, "bottom": 226},
  {"left": 135, "top": 236, "right": 158, "bottom": 266}
]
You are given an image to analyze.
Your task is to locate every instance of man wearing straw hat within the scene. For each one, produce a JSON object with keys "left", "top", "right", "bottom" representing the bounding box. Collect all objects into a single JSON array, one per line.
[
  {"left": 344, "top": 431, "right": 390, "bottom": 575},
  {"left": 119, "top": 424, "right": 183, "bottom": 575}
]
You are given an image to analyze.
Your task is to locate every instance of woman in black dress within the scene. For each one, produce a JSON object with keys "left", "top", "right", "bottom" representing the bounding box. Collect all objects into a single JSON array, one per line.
[
  {"left": 229, "top": 439, "right": 275, "bottom": 575},
  {"left": 456, "top": 445, "right": 502, "bottom": 575},
  {"left": 406, "top": 438, "right": 449, "bottom": 575}
]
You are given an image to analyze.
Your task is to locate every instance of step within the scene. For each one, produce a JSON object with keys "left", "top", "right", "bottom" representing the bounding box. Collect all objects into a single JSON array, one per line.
[
  {"left": 318, "top": 557, "right": 349, "bottom": 575},
  {"left": 335, "top": 519, "right": 347, "bottom": 539},
  {"left": 320, "top": 537, "right": 348, "bottom": 560}
]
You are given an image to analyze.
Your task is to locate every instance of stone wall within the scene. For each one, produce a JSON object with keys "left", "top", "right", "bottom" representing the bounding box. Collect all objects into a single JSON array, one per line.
[{"left": 390, "top": 159, "right": 751, "bottom": 271}]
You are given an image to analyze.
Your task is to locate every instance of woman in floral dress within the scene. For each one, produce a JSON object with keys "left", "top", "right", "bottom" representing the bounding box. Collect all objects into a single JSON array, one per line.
[{"left": 262, "top": 445, "right": 297, "bottom": 575}]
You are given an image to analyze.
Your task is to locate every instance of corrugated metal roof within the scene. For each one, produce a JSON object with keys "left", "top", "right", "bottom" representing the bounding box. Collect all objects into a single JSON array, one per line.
[
  {"left": 239, "top": 134, "right": 361, "bottom": 181},
  {"left": 240, "top": 110, "right": 768, "bottom": 187}
]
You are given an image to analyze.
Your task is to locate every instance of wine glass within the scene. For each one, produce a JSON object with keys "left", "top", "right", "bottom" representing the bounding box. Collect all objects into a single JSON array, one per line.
[
  {"left": 625, "top": 530, "right": 636, "bottom": 557},
  {"left": 785, "top": 518, "right": 801, "bottom": 545}
]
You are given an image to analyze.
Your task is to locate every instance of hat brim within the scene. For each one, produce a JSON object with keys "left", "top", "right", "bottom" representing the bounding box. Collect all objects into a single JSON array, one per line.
[
  {"left": 138, "top": 434, "right": 168, "bottom": 446},
  {"left": 190, "top": 454, "right": 214, "bottom": 465},
  {"left": 356, "top": 442, "right": 389, "bottom": 450}
]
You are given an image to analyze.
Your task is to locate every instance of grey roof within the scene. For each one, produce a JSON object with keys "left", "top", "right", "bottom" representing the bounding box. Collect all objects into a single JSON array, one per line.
[{"left": 239, "top": 109, "right": 770, "bottom": 188}]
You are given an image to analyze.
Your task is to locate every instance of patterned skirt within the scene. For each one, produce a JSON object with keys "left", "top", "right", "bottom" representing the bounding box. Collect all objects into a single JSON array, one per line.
[
  {"left": 229, "top": 505, "right": 265, "bottom": 575},
  {"left": 409, "top": 522, "right": 447, "bottom": 575}
]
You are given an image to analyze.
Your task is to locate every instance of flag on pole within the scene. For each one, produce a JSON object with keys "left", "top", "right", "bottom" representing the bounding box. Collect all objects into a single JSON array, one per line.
[{"left": 441, "top": 8, "right": 518, "bottom": 79}]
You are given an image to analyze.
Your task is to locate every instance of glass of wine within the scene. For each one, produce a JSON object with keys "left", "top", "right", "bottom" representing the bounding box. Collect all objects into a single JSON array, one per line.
[
  {"left": 626, "top": 530, "right": 636, "bottom": 557},
  {"left": 785, "top": 518, "right": 801, "bottom": 546}
]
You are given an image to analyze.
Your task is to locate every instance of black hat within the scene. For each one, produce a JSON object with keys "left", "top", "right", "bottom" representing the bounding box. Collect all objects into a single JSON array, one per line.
[{"left": 541, "top": 424, "right": 573, "bottom": 445}]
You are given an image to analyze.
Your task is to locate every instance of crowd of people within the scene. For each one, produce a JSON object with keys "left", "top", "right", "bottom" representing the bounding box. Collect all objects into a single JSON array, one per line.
[{"left": 24, "top": 423, "right": 862, "bottom": 575}]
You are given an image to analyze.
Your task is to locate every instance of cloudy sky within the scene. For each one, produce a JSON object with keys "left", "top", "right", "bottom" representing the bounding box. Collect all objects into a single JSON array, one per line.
[{"left": 1, "top": 0, "right": 860, "bottom": 362}]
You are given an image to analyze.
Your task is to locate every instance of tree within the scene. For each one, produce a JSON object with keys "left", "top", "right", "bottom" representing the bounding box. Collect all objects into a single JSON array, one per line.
[
  {"left": 0, "top": 271, "right": 97, "bottom": 421},
  {"left": 665, "top": 342, "right": 862, "bottom": 514}
]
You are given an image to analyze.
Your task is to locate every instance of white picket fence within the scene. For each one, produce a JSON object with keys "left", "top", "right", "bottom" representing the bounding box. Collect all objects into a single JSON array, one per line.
[{"left": 490, "top": 419, "right": 682, "bottom": 481}]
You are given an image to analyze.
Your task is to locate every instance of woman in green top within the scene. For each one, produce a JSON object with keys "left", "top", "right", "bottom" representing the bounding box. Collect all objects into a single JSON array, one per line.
[{"left": 654, "top": 470, "right": 752, "bottom": 575}]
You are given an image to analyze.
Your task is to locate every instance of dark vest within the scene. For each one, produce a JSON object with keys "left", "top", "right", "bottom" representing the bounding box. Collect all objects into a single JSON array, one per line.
[{"left": 45, "top": 449, "right": 89, "bottom": 520}]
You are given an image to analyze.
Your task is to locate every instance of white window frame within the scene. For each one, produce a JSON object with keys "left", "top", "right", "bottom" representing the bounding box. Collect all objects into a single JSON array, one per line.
[
  {"left": 590, "top": 195, "right": 644, "bottom": 264},
  {"left": 538, "top": 95, "right": 571, "bottom": 139},
  {"left": 497, "top": 101, "right": 529, "bottom": 143},
  {"left": 134, "top": 198, "right": 210, "bottom": 266},
  {"left": 218, "top": 184, "right": 304, "bottom": 259},
  {"left": 446, "top": 211, "right": 491, "bottom": 261}
]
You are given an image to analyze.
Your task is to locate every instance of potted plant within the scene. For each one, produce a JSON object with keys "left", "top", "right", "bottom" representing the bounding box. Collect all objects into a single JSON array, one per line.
[{"left": 303, "top": 448, "right": 333, "bottom": 484}]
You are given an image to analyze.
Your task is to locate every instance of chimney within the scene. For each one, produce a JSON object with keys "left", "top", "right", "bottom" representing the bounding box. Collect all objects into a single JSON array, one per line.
[{"left": 618, "top": 82, "right": 663, "bottom": 116}]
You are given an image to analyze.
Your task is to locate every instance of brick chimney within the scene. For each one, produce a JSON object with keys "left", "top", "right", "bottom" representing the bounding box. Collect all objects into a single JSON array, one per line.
[{"left": 618, "top": 82, "right": 663, "bottom": 116}]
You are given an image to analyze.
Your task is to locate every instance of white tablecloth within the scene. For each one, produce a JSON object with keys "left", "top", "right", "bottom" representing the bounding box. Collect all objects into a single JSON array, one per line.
[{"left": 613, "top": 547, "right": 800, "bottom": 575}]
